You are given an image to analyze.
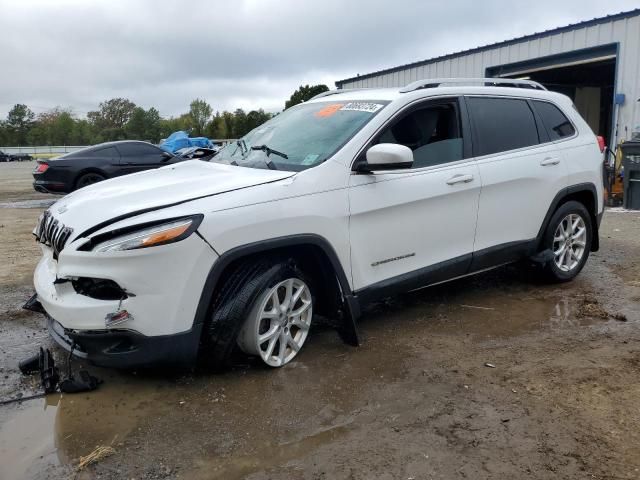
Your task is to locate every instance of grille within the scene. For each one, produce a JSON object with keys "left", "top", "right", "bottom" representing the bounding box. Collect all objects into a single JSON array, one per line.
[{"left": 35, "top": 210, "right": 73, "bottom": 259}]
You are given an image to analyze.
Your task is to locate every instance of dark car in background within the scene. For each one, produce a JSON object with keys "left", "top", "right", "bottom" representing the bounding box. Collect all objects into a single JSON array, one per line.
[
  {"left": 1, "top": 150, "right": 32, "bottom": 162},
  {"left": 32, "top": 140, "right": 178, "bottom": 193}
]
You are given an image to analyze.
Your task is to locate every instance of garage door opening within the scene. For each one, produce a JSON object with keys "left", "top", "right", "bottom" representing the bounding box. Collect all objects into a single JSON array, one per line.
[{"left": 487, "top": 44, "right": 617, "bottom": 145}]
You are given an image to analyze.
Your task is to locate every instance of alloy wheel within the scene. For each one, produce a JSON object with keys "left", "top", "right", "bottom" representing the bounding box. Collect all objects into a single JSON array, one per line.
[
  {"left": 237, "top": 278, "right": 312, "bottom": 367},
  {"left": 552, "top": 213, "right": 587, "bottom": 272}
]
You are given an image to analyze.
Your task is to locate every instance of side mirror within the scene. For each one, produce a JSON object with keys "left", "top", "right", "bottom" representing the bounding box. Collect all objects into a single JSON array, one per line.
[{"left": 356, "top": 144, "right": 413, "bottom": 173}]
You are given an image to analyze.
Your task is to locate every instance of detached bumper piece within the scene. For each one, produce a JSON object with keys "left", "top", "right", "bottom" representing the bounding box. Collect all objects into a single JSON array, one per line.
[
  {"left": 18, "top": 347, "right": 59, "bottom": 393},
  {"left": 23, "top": 293, "right": 45, "bottom": 314},
  {"left": 47, "top": 317, "right": 201, "bottom": 369}
]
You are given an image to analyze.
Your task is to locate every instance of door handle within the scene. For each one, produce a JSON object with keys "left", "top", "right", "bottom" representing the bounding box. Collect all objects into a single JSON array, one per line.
[
  {"left": 540, "top": 157, "right": 560, "bottom": 166},
  {"left": 446, "top": 174, "right": 474, "bottom": 185}
]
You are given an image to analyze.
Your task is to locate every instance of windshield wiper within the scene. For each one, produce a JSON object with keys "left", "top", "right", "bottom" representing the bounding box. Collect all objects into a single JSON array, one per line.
[
  {"left": 236, "top": 139, "right": 248, "bottom": 155},
  {"left": 251, "top": 144, "right": 288, "bottom": 160}
]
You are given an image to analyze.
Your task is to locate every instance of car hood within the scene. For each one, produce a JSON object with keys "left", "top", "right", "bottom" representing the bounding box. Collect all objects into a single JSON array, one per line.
[{"left": 49, "top": 160, "right": 295, "bottom": 238}]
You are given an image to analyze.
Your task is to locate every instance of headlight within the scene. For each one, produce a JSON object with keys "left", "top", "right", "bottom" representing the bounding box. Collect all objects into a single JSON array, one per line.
[{"left": 91, "top": 215, "right": 203, "bottom": 252}]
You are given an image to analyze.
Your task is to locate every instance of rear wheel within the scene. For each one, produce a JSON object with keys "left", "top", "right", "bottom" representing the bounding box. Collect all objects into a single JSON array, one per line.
[
  {"left": 541, "top": 200, "right": 592, "bottom": 282},
  {"left": 75, "top": 172, "right": 105, "bottom": 190}
]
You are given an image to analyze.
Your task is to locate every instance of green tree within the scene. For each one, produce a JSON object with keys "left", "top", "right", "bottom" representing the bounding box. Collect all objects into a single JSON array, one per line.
[
  {"left": 0, "top": 121, "right": 8, "bottom": 145},
  {"left": 246, "top": 109, "right": 272, "bottom": 132},
  {"left": 51, "top": 110, "right": 74, "bottom": 144},
  {"left": 26, "top": 122, "right": 48, "bottom": 145},
  {"left": 188, "top": 99, "right": 212, "bottom": 136},
  {"left": 222, "top": 111, "right": 235, "bottom": 139},
  {"left": 232, "top": 108, "right": 248, "bottom": 138},
  {"left": 88, "top": 98, "right": 136, "bottom": 141},
  {"left": 284, "top": 84, "right": 329, "bottom": 109},
  {"left": 6, "top": 104, "right": 35, "bottom": 145},
  {"left": 125, "top": 107, "right": 147, "bottom": 139},
  {"left": 126, "top": 107, "right": 163, "bottom": 142},
  {"left": 144, "top": 107, "right": 161, "bottom": 142},
  {"left": 205, "top": 112, "right": 227, "bottom": 139},
  {"left": 70, "top": 119, "right": 94, "bottom": 145},
  {"left": 28, "top": 107, "right": 73, "bottom": 145}
]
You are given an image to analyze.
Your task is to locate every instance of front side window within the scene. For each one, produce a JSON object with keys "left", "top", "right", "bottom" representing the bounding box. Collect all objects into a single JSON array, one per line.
[
  {"left": 375, "top": 99, "right": 463, "bottom": 168},
  {"left": 213, "top": 100, "right": 389, "bottom": 171},
  {"left": 467, "top": 97, "right": 540, "bottom": 156},
  {"left": 531, "top": 100, "right": 575, "bottom": 140}
]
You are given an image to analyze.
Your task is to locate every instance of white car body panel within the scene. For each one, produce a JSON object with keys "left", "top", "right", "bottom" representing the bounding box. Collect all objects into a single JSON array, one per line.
[
  {"left": 348, "top": 160, "right": 481, "bottom": 290},
  {"left": 31, "top": 81, "right": 605, "bottom": 367},
  {"left": 472, "top": 141, "right": 568, "bottom": 251},
  {"left": 559, "top": 107, "right": 605, "bottom": 215},
  {"left": 50, "top": 160, "right": 294, "bottom": 239}
]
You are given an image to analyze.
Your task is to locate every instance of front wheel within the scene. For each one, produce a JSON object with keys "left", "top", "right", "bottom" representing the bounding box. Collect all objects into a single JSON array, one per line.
[
  {"left": 541, "top": 200, "right": 592, "bottom": 282},
  {"left": 237, "top": 276, "right": 312, "bottom": 367},
  {"left": 203, "top": 260, "right": 313, "bottom": 369}
]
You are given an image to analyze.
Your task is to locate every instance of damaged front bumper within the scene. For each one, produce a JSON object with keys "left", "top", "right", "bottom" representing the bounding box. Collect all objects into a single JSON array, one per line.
[
  {"left": 47, "top": 316, "right": 202, "bottom": 368},
  {"left": 33, "top": 232, "right": 218, "bottom": 368}
]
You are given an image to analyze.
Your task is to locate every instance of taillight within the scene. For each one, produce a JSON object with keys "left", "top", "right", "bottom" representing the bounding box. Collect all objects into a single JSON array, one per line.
[
  {"left": 34, "top": 162, "right": 49, "bottom": 173},
  {"left": 596, "top": 136, "right": 606, "bottom": 153}
]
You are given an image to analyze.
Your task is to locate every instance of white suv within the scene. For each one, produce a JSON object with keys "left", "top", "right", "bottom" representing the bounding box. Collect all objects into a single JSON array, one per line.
[{"left": 32, "top": 78, "right": 604, "bottom": 369}]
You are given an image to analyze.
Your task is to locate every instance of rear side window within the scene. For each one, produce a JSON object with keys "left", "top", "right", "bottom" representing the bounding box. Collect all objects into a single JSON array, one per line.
[
  {"left": 531, "top": 100, "right": 575, "bottom": 140},
  {"left": 87, "top": 147, "right": 118, "bottom": 158},
  {"left": 467, "top": 97, "right": 539, "bottom": 156},
  {"left": 117, "top": 143, "right": 161, "bottom": 156}
]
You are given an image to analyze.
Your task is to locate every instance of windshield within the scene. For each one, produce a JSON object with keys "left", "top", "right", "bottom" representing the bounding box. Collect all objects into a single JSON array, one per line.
[{"left": 213, "top": 100, "right": 389, "bottom": 171}]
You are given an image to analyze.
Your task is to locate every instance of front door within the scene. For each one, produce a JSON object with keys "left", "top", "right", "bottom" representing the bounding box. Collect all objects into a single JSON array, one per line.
[
  {"left": 348, "top": 97, "right": 481, "bottom": 294},
  {"left": 116, "top": 143, "right": 172, "bottom": 175}
]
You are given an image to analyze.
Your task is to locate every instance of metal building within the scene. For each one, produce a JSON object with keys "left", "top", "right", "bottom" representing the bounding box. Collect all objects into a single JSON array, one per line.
[{"left": 336, "top": 9, "right": 640, "bottom": 148}]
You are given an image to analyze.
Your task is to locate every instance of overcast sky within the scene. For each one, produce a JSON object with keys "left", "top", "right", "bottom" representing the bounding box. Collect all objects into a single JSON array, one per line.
[{"left": 0, "top": 0, "right": 638, "bottom": 118}]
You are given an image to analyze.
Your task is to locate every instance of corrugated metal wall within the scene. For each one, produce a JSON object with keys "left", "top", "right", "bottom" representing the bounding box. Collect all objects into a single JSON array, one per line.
[{"left": 338, "top": 13, "right": 640, "bottom": 142}]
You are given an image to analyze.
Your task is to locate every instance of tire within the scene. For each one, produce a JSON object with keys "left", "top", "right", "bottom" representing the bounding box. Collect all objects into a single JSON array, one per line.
[
  {"left": 541, "top": 200, "right": 592, "bottom": 282},
  {"left": 75, "top": 172, "right": 106, "bottom": 190},
  {"left": 202, "top": 259, "right": 314, "bottom": 370}
]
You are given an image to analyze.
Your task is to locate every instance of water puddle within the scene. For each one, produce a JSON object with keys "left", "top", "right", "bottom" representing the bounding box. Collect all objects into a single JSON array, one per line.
[
  {"left": 0, "top": 397, "right": 60, "bottom": 480},
  {"left": 0, "top": 199, "right": 56, "bottom": 209},
  {"left": 189, "top": 423, "right": 351, "bottom": 479}
]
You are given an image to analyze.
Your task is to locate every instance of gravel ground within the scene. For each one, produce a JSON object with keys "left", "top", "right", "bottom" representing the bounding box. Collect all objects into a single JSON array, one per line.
[{"left": 0, "top": 162, "right": 639, "bottom": 479}]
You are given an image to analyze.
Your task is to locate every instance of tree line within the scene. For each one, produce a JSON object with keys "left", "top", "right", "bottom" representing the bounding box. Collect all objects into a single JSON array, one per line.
[{"left": 0, "top": 84, "right": 330, "bottom": 147}]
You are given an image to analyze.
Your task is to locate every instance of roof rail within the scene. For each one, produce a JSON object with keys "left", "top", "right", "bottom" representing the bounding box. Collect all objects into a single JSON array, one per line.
[
  {"left": 309, "top": 88, "right": 366, "bottom": 101},
  {"left": 399, "top": 77, "right": 546, "bottom": 93}
]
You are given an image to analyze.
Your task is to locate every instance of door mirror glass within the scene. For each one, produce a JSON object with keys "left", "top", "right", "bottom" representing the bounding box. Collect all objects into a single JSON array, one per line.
[{"left": 362, "top": 143, "right": 413, "bottom": 171}]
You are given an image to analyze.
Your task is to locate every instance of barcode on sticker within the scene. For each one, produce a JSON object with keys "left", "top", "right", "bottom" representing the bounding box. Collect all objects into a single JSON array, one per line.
[{"left": 340, "top": 102, "right": 383, "bottom": 113}]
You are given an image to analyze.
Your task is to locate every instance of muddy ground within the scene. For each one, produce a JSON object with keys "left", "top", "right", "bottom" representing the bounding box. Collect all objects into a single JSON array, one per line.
[{"left": 0, "top": 161, "right": 639, "bottom": 479}]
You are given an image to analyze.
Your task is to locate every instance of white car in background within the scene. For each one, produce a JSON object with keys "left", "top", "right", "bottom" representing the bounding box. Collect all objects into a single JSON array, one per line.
[{"left": 32, "top": 78, "right": 604, "bottom": 369}]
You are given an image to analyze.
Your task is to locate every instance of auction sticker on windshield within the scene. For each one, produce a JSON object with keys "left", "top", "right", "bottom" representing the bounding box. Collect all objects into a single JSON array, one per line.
[
  {"left": 315, "top": 104, "right": 344, "bottom": 117},
  {"left": 340, "top": 102, "right": 384, "bottom": 113}
]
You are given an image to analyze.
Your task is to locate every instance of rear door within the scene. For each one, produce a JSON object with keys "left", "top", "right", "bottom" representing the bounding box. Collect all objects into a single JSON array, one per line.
[
  {"left": 116, "top": 143, "right": 172, "bottom": 174},
  {"left": 466, "top": 95, "right": 569, "bottom": 270}
]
